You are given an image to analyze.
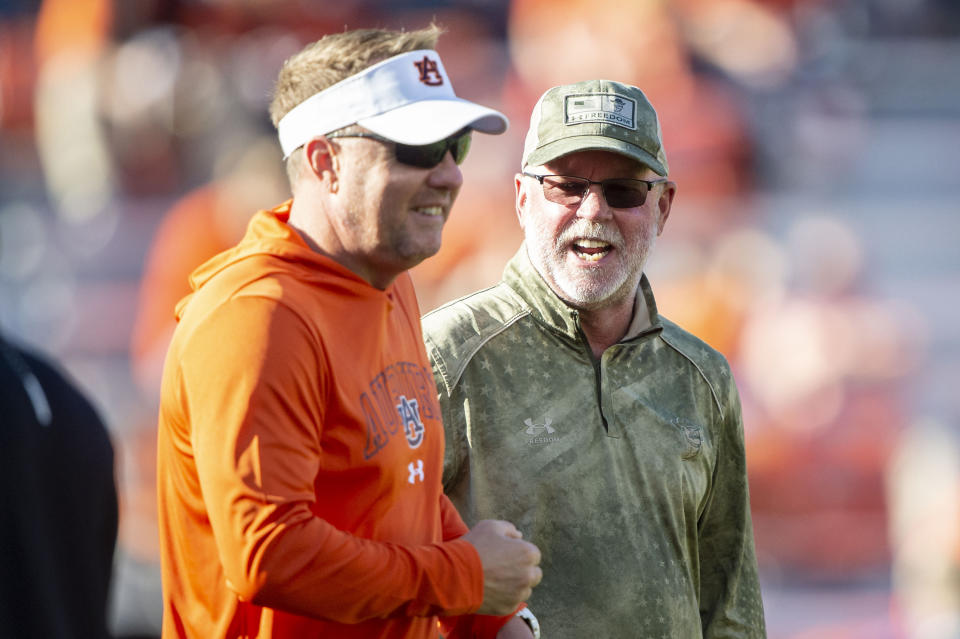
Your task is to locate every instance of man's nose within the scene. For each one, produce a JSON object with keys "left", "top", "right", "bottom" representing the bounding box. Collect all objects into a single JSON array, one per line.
[
  {"left": 426, "top": 151, "right": 464, "bottom": 191},
  {"left": 576, "top": 184, "right": 612, "bottom": 221}
]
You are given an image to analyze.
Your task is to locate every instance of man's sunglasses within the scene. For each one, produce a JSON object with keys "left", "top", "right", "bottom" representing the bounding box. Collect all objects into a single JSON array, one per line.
[
  {"left": 325, "top": 128, "right": 472, "bottom": 169},
  {"left": 522, "top": 172, "right": 667, "bottom": 209}
]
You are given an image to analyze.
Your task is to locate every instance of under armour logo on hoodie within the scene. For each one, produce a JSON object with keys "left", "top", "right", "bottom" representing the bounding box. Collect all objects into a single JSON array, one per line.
[{"left": 408, "top": 460, "right": 424, "bottom": 484}]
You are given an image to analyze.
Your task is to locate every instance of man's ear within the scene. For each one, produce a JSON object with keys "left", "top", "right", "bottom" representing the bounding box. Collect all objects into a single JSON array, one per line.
[
  {"left": 514, "top": 173, "right": 527, "bottom": 228},
  {"left": 304, "top": 137, "right": 337, "bottom": 189},
  {"left": 656, "top": 180, "right": 677, "bottom": 235}
]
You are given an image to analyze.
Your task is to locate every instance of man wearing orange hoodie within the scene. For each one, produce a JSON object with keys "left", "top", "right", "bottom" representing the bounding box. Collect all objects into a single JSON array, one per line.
[{"left": 156, "top": 25, "right": 542, "bottom": 639}]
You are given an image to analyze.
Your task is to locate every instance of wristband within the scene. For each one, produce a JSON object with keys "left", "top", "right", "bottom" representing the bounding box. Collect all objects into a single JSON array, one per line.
[{"left": 515, "top": 607, "right": 541, "bottom": 638}]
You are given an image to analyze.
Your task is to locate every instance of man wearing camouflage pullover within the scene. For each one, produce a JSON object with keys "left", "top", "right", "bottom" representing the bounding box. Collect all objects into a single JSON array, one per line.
[{"left": 422, "top": 80, "right": 767, "bottom": 638}]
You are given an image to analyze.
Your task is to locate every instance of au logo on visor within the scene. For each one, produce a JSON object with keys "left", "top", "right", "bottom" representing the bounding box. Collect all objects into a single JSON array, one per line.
[
  {"left": 414, "top": 56, "right": 444, "bottom": 86},
  {"left": 564, "top": 93, "right": 637, "bottom": 129}
]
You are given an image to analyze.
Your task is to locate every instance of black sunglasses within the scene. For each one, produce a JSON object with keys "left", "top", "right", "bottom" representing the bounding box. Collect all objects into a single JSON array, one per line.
[
  {"left": 325, "top": 128, "right": 472, "bottom": 169},
  {"left": 522, "top": 172, "right": 667, "bottom": 209}
]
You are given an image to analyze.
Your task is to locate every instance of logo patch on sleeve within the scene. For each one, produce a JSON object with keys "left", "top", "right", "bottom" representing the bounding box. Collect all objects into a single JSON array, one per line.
[{"left": 564, "top": 93, "right": 637, "bottom": 129}]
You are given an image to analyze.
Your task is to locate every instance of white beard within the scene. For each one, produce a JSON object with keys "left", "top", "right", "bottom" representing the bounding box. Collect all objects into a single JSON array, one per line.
[{"left": 527, "top": 218, "right": 657, "bottom": 310}]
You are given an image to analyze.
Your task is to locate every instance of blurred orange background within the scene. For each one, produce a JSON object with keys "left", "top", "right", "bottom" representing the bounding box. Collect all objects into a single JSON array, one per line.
[{"left": 2, "top": 1, "right": 959, "bottom": 637}]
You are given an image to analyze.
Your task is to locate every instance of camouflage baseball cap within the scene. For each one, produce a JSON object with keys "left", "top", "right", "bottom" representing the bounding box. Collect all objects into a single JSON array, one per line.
[{"left": 521, "top": 79, "right": 668, "bottom": 176}]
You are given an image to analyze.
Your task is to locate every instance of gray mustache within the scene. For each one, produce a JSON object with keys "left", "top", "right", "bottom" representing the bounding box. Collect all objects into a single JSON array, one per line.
[{"left": 557, "top": 222, "right": 623, "bottom": 249}]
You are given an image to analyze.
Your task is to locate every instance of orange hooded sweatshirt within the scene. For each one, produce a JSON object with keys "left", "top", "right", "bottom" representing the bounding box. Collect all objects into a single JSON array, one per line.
[{"left": 157, "top": 202, "right": 498, "bottom": 638}]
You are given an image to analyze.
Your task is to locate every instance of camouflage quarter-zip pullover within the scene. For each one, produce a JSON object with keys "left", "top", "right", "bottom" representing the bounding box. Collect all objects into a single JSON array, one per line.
[{"left": 422, "top": 247, "right": 766, "bottom": 639}]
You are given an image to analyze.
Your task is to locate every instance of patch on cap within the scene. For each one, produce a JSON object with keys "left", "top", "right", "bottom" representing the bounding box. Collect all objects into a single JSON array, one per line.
[
  {"left": 521, "top": 79, "right": 669, "bottom": 175},
  {"left": 564, "top": 93, "right": 637, "bottom": 130}
]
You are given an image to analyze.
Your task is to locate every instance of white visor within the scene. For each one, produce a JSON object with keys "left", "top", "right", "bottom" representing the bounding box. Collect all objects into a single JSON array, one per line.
[{"left": 276, "top": 49, "right": 508, "bottom": 158}]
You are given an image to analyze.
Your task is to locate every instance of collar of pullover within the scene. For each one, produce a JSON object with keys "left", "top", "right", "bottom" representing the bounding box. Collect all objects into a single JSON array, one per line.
[{"left": 501, "top": 245, "right": 662, "bottom": 343}]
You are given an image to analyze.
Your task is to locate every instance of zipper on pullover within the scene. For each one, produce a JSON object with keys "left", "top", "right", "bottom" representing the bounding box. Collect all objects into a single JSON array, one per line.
[{"left": 571, "top": 309, "right": 616, "bottom": 437}]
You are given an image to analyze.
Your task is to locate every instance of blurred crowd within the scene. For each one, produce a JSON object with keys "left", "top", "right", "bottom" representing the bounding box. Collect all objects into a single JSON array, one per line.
[{"left": 2, "top": 0, "right": 959, "bottom": 637}]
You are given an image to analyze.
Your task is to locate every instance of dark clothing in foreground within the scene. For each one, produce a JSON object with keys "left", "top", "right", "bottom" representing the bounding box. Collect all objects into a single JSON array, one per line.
[{"left": 0, "top": 335, "right": 117, "bottom": 639}]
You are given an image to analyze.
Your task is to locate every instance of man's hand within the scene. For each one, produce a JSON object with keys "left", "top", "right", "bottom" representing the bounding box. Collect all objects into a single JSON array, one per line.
[
  {"left": 496, "top": 615, "right": 536, "bottom": 638},
  {"left": 462, "top": 520, "right": 542, "bottom": 615}
]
